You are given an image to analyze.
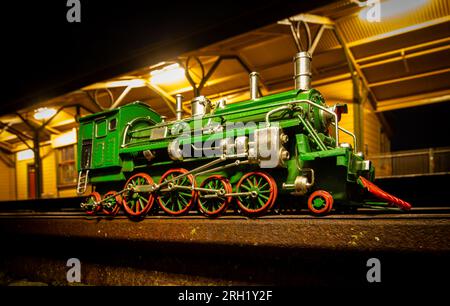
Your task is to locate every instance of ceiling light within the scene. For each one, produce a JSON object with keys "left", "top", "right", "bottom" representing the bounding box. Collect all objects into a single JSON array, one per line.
[
  {"left": 150, "top": 63, "right": 185, "bottom": 85},
  {"left": 359, "top": 0, "right": 428, "bottom": 22},
  {"left": 105, "top": 79, "right": 146, "bottom": 88},
  {"left": 34, "top": 107, "right": 57, "bottom": 120}
]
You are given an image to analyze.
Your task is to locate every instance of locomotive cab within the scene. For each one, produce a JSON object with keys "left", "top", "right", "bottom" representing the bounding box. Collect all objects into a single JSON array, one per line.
[{"left": 77, "top": 102, "right": 162, "bottom": 194}]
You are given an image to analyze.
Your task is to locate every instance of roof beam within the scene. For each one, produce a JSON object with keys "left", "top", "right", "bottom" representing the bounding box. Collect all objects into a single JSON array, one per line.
[
  {"left": 347, "top": 16, "right": 450, "bottom": 48},
  {"left": 359, "top": 44, "right": 450, "bottom": 70},
  {"left": 357, "top": 37, "right": 450, "bottom": 65},
  {"left": 376, "top": 89, "right": 450, "bottom": 112},
  {"left": 333, "top": 26, "right": 378, "bottom": 107},
  {"left": 369, "top": 67, "right": 450, "bottom": 88},
  {"left": 0, "top": 121, "right": 33, "bottom": 150},
  {"left": 27, "top": 117, "right": 62, "bottom": 135},
  {"left": 278, "top": 13, "right": 334, "bottom": 26},
  {"left": 145, "top": 81, "right": 185, "bottom": 115}
]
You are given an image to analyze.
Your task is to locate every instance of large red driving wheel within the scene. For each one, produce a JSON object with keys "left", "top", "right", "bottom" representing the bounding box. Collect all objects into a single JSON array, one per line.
[
  {"left": 157, "top": 168, "right": 196, "bottom": 216},
  {"left": 197, "top": 175, "right": 232, "bottom": 217},
  {"left": 236, "top": 171, "right": 277, "bottom": 216},
  {"left": 268, "top": 177, "right": 278, "bottom": 211},
  {"left": 122, "top": 173, "right": 155, "bottom": 217},
  {"left": 308, "top": 190, "right": 334, "bottom": 216}
]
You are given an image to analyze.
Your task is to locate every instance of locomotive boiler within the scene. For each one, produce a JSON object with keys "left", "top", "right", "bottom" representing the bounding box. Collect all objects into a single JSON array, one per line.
[{"left": 77, "top": 51, "right": 411, "bottom": 218}]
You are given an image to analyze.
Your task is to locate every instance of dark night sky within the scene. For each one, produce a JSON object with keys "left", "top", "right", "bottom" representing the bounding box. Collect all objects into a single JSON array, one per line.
[
  {"left": 0, "top": 0, "right": 332, "bottom": 115},
  {"left": 383, "top": 101, "right": 450, "bottom": 151},
  {"left": 1, "top": 1, "right": 447, "bottom": 152}
]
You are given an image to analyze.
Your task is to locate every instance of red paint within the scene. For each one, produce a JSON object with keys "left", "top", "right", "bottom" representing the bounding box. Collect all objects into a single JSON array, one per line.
[
  {"left": 197, "top": 175, "right": 232, "bottom": 217},
  {"left": 85, "top": 191, "right": 101, "bottom": 215},
  {"left": 102, "top": 190, "right": 122, "bottom": 216},
  {"left": 358, "top": 176, "right": 412, "bottom": 210},
  {"left": 157, "top": 168, "right": 196, "bottom": 216},
  {"left": 307, "top": 190, "right": 334, "bottom": 215},
  {"left": 236, "top": 171, "right": 277, "bottom": 215},
  {"left": 122, "top": 173, "right": 155, "bottom": 217}
]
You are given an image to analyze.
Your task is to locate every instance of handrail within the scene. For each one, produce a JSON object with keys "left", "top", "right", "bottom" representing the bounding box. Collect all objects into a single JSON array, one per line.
[
  {"left": 122, "top": 98, "right": 342, "bottom": 148},
  {"left": 121, "top": 117, "right": 155, "bottom": 148},
  {"left": 332, "top": 122, "right": 356, "bottom": 149},
  {"left": 265, "top": 99, "right": 339, "bottom": 147},
  {"left": 369, "top": 147, "right": 450, "bottom": 159}
]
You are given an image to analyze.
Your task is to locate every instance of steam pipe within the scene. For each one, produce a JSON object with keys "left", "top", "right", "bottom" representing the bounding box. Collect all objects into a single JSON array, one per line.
[
  {"left": 175, "top": 94, "right": 183, "bottom": 120},
  {"left": 249, "top": 72, "right": 260, "bottom": 100}
]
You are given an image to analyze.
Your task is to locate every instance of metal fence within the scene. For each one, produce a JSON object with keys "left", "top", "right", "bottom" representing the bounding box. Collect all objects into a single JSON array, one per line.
[{"left": 369, "top": 147, "right": 450, "bottom": 178}]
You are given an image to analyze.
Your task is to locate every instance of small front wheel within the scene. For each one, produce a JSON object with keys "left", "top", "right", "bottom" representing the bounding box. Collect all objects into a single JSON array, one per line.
[
  {"left": 84, "top": 192, "right": 101, "bottom": 216},
  {"left": 102, "top": 190, "right": 122, "bottom": 216},
  {"left": 307, "top": 190, "right": 333, "bottom": 216}
]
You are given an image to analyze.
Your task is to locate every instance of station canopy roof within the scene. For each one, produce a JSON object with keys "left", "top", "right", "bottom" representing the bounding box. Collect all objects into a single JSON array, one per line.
[{"left": 1, "top": 0, "right": 449, "bottom": 151}]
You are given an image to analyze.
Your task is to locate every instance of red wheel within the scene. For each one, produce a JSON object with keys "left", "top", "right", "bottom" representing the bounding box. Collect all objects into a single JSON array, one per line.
[
  {"left": 157, "top": 168, "right": 196, "bottom": 216},
  {"left": 197, "top": 175, "right": 232, "bottom": 217},
  {"left": 308, "top": 190, "right": 333, "bottom": 216},
  {"left": 102, "top": 190, "right": 122, "bottom": 216},
  {"left": 236, "top": 171, "right": 277, "bottom": 216},
  {"left": 268, "top": 178, "right": 279, "bottom": 211},
  {"left": 84, "top": 192, "right": 101, "bottom": 215},
  {"left": 122, "top": 173, "right": 155, "bottom": 217}
]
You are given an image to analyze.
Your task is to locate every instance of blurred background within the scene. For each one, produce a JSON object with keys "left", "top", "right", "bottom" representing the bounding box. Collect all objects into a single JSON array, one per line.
[{"left": 0, "top": 0, "right": 448, "bottom": 201}]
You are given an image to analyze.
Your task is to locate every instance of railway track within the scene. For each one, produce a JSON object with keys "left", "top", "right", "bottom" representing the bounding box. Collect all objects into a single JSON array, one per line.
[
  {"left": 0, "top": 195, "right": 448, "bottom": 214},
  {"left": 0, "top": 204, "right": 449, "bottom": 217},
  {"left": 0, "top": 209, "right": 449, "bottom": 220}
]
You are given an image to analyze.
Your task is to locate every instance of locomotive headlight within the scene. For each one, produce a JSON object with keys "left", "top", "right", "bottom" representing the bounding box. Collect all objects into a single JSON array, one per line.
[
  {"left": 321, "top": 104, "right": 348, "bottom": 129},
  {"left": 333, "top": 104, "right": 348, "bottom": 122}
]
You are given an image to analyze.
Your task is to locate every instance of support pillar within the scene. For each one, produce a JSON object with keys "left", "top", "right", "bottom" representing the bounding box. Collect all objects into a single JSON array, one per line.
[
  {"left": 33, "top": 132, "right": 42, "bottom": 199},
  {"left": 352, "top": 75, "right": 364, "bottom": 153}
]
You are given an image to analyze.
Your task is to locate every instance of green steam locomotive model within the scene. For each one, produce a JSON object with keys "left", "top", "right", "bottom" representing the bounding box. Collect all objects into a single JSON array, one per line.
[{"left": 77, "top": 52, "right": 411, "bottom": 218}]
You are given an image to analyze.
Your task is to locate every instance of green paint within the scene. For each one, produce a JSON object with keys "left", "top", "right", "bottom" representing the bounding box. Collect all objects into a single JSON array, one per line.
[
  {"left": 77, "top": 87, "right": 376, "bottom": 210},
  {"left": 312, "top": 197, "right": 325, "bottom": 209}
]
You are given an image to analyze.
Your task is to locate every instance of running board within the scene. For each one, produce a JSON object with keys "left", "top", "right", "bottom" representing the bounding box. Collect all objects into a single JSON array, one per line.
[{"left": 357, "top": 176, "right": 412, "bottom": 211}]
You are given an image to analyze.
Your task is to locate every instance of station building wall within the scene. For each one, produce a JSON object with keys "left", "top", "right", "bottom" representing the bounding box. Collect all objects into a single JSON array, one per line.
[
  {"left": 0, "top": 155, "right": 16, "bottom": 201},
  {"left": 364, "top": 102, "right": 391, "bottom": 156},
  {"left": 14, "top": 129, "right": 78, "bottom": 200},
  {"left": 16, "top": 146, "right": 59, "bottom": 199}
]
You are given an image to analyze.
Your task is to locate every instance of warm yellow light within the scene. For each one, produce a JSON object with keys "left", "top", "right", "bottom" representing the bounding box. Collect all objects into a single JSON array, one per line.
[
  {"left": 51, "top": 128, "right": 77, "bottom": 148},
  {"left": 17, "top": 149, "right": 34, "bottom": 161},
  {"left": 150, "top": 63, "right": 185, "bottom": 84},
  {"left": 34, "top": 107, "right": 57, "bottom": 120},
  {"left": 359, "top": 0, "right": 428, "bottom": 22},
  {"left": 105, "top": 79, "right": 146, "bottom": 88}
]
